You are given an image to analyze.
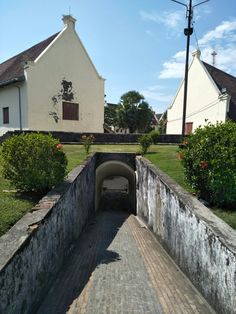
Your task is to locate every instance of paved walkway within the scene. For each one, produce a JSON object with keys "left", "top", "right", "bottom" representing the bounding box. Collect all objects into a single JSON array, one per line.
[{"left": 37, "top": 210, "right": 215, "bottom": 314}]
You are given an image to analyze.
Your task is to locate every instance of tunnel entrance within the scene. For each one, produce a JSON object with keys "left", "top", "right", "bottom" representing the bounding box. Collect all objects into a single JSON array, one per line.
[
  {"left": 102, "top": 176, "right": 129, "bottom": 193},
  {"left": 100, "top": 176, "right": 132, "bottom": 212},
  {"left": 95, "top": 159, "right": 136, "bottom": 214}
]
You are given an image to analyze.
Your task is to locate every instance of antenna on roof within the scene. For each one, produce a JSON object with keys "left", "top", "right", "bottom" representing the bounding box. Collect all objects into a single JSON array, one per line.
[
  {"left": 211, "top": 50, "right": 217, "bottom": 66},
  {"left": 69, "top": 6, "right": 71, "bottom": 15}
]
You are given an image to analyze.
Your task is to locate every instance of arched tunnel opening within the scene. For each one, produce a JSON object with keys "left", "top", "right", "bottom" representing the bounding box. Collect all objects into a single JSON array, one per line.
[{"left": 95, "top": 160, "right": 136, "bottom": 214}]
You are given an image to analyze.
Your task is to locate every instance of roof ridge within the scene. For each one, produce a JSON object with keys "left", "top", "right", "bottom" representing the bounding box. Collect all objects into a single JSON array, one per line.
[
  {"left": 203, "top": 61, "right": 236, "bottom": 81},
  {"left": 0, "top": 32, "right": 60, "bottom": 66},
  {"left": 0, "top": 32, "right": 60, "bottom": 86},
  {"left": 202, "top": 61, "right": 236, "bottom": 121}
]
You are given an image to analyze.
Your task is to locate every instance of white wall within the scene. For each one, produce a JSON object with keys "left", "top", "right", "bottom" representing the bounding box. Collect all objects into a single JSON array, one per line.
[
  {"left": 166, "top": 52, "right": 229, "bottom": 135},
  {"left": 25, "top": 21, "right": 104, "bottom": 133},
  {"left": 0, "top": 83, "right": 27, "bottom": 136}
]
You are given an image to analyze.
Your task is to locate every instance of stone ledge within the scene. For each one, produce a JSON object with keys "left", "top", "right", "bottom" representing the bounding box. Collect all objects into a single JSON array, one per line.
[
  {"left": 0, "top": 163, "right": 87, "bottom": 272},
  {"left": 136, "top": 156, "right": 236, "bottom": 313},
  {"left": 138, "top": 156, "right": 236, "bottom": 253},
  {"left": 0, "top": 154, "right": 97, "bottom": 314}
]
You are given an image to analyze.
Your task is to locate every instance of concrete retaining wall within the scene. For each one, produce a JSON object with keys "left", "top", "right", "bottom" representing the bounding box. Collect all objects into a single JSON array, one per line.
[
  {"left": 0, "top": 155, "right": 96, "bottom": 314},
  {"left": 0, "top": 130, "right": 182, "bottom": 144},
  {"left": 136, "top": 156, "right": 236, "bottom": 314}
]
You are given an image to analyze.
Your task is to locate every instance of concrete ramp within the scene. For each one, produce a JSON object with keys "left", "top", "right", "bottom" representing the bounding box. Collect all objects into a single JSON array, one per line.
[{"left": 37, "top": 210, "right": 215, "bottom": 314}]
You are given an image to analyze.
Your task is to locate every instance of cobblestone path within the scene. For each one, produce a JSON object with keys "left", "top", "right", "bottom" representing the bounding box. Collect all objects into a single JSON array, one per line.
[{"left": 37, "top": 210, "right": 215, "bottom": 314}]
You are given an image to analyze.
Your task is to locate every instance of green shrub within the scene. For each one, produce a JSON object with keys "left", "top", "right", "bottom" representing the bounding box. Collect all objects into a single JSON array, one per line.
[
  {"left": 139, "top": 134, "right": 153, "bottom": 155},
  {"left": 81, "top": 134, "right": 95, "bottom": 155},
  {"left": 149, "top": 130, "right": 160, "bottom": 144},
  {"left": 180, "top": 121, "right": 236, "bottom": 209},
  {"left": 1, "top": 133, "right": 68, "bottom": 193}
]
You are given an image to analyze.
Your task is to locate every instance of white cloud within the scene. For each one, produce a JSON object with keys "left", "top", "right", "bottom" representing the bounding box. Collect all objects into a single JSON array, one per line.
[
  {"left": 198, "top": 20, "right": 236, "bottom": 75},
  {"left": 141, "top": 85, "right": 174, "bottom": 103},
  {"left": 173, "top": 50, "right": 186, "bottom": 62},
  {"left": 201, "top": 5, "right": 212, "bottom": 16},
  {"left": 140, "top": 11, "right": 160, "bottom": 23},
  {"left": 166, "top": 11, "right": 184, "bottom": 29},
  {"left": 193, "top": 5, "right": 212, "bottom": 22},
  {"left": 140, "top": 10, "right": 184, "bottom": 30},
  {"left": 158, "top": 59, "right": 185, "bottom": 79},
  {"left": 199, "top": 20, "right": 236, "bottom": 46},
  {"left": 158, "top": 19, "right": 236, "bottom": 79},
  {"left": 201, "top": 45, "right": 236, "bottom": 74}
]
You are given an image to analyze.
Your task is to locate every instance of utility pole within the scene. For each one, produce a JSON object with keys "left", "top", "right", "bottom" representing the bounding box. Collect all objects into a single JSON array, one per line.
[{"left": 171, "top": 0, "right": 210, "bottom": 137}]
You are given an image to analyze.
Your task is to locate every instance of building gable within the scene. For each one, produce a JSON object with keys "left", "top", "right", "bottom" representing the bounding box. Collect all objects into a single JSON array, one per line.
[
  {"left": 0, "top": 33, "right": 59, "bottom": 87},
  {"left": 203, "top": 62, "right": 236, "bottom": 120},
  {"left": 166, "top": 50, "right": 229, "bottom": 134},
  {"left": 0, "top": 15, "right": 105, "bottom": 134}
]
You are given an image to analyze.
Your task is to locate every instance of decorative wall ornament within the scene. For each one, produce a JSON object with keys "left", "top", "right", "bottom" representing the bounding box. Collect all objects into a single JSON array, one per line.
[{"left": 49, "top": 78, "right": 76, "bottom": 123}]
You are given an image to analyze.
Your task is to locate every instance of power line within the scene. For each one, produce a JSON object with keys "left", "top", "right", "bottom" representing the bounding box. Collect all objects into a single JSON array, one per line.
[
  {"left": 167, "top": 98, "right": 220, "bottom": 123},
  {"left": 193, "top": 26, "right": 200, "bottom": 50}
]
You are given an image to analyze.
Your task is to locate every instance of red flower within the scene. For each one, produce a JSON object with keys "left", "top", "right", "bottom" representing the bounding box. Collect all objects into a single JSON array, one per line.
[
  {"left": 56, "top": 143, "right": 62, "bottom": 150},
  {"left": 200, "top": 161, "right": 208, "bottom": 169}
]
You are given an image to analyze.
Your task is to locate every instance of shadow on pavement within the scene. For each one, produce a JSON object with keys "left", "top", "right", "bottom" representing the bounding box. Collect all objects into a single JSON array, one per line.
[{"left": 36, "top": 208, "right": 129, "bottom": 314}]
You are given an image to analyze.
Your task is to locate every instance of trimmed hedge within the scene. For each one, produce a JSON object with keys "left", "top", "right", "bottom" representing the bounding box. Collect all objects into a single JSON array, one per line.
[{"left": 1, "top": 133, "right": 67, "bottom": 193}]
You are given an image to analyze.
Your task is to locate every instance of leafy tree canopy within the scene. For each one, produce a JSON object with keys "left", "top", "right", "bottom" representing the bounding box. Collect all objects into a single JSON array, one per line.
[
  {"left": 104, "top": 105, "right": 118, "bottom": 127},
  {"left": 117, "top": 90, "right": 153, "bottom": 133}
]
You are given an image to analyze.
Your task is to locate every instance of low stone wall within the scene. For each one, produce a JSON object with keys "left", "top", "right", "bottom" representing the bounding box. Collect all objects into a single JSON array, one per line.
[
  {"left": 0, "top": 130, "right": 182, "bottom": 144},
  {"left": 136, "top": 157, "right": 236, "bottom": 314},
  {"left": 0, "top": 155, "right": 96, "bottom": 314}
]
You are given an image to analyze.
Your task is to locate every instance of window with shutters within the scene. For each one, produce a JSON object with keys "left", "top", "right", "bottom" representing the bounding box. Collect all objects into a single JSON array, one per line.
[
  {"left": 62, "top": 102, "right": 79, "bottom": 120},
  {"left": 3, "top": 107, "right": 9, "bottom": 124}
]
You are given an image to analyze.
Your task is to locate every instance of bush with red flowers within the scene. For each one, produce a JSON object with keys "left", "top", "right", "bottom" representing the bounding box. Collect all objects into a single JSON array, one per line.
[
  {"left": 1, "top": 133, "right": 67, "bottom": 193},
  {"left": 181, "top": 121, "right": 236, "bottom": 209}
]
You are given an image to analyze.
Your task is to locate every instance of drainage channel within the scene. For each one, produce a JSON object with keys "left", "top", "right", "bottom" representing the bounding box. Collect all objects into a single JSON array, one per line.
[
  {"left": 36, "top": 207, "right": 214, "bottom": 314},
  {"left": 0, "top": 153, "right": 219, "bottom": 313}
]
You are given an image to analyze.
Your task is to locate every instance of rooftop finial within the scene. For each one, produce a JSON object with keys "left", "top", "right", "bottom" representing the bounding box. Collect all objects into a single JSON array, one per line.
[
  {"left": 62, "top": 15, "right": 76, "bottom": 29},
  {"left": 192, "top": 49, "right": 201, "bottom": 59},
  {"left": 211, "top": 50, "right": 217, "bottom": 66}
]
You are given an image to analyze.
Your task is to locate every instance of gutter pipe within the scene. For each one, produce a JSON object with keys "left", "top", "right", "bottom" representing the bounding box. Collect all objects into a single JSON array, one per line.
[{"left": 15, "top": 85, "right": 22, "bottom": 131}]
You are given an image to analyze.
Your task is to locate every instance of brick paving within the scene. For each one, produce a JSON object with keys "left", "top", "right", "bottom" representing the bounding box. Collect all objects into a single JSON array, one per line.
[{"left": 37, "top": 210, "right": 215, "bottom": 314}]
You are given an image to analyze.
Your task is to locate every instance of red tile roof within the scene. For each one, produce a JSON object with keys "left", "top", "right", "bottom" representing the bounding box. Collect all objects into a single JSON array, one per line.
[
  {"left": 203, "top": 62, "right": 236, "bottom": 121},
  {"left": 0, "top": 32, "right": 59, "bottom": 86}
]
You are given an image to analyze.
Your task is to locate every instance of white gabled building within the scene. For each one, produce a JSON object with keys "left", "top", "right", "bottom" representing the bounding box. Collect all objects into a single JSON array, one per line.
[
  {"left": 0, "top": 15, "right": 105, "bottom": 136},
  {"left": 166, "top": 50, "right": 236, "bottom": 135}
]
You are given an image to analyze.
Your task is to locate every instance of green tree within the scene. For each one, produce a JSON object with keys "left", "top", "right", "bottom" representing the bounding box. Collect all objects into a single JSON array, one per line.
[
  {"left": 158, "top": 111, "right": 167, "bottom": 135},
  {"left": 117, "top": 91, "right": 153, "bottom": 133},
  {"left": 137, "top": 101, "right": 153, "bottom": 133},
  {"left": 104, "top": 105, "right": 118, "bottom": 127}
]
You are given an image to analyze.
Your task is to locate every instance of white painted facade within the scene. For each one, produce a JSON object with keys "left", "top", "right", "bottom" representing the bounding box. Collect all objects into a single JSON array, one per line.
[
  {"left": 0, "top": 83, "right": 27, "bottom": 136},
  {"left": 0, "top": 15, "right": 105, "bottom": 136},
  {"left": 166, "top": 50, "right": 230, "bottom": 135}
]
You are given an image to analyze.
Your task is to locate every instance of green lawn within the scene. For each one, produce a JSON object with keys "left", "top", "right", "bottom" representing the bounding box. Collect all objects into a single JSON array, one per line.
[
  {"left": 0, "top": 168, "right": 42, "bottom": 236},
  {"left": 145, "top": 146, "right": 191, "bottom": 191},
  {"left": 0, "top": 144, "right": 235, "bottom": 236}
]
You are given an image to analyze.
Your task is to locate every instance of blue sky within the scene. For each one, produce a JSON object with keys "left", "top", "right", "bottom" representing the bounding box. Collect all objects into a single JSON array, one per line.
[{"left": 1, "top": 0, "right": 236, "bottom": 113}]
